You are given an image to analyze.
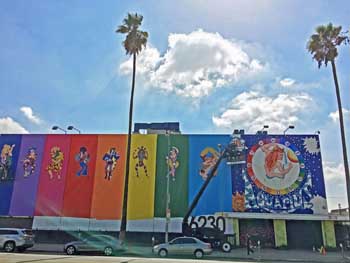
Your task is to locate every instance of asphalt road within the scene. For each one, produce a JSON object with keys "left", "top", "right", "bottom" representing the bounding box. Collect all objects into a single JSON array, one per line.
[{"left": 0, "top": 253, "right": 255, "bottom": 263}]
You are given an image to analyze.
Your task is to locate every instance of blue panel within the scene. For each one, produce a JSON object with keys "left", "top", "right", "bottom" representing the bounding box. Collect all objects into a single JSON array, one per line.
[
  {"left": 188, "top": 135, "right": 232, "bottom": 216},
  {"left": 0, "top": 135, "right": 22, "bottom": 215}
]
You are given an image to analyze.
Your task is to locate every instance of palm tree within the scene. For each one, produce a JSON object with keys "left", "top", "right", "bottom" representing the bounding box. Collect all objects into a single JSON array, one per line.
[
  {"left": 307, "top": 23, "right": 350, "bottom": 219},
  {"left": 116, "top": 13, "right": 148, "bottom": 241}
]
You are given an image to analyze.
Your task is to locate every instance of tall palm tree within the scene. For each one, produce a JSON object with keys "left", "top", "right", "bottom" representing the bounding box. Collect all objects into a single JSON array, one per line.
[
  {"left": 307, "top": 23, "right": 350, "bottom": 219},
  {"left": 116, "top": 13, "right": 148, "bottom": 241}
]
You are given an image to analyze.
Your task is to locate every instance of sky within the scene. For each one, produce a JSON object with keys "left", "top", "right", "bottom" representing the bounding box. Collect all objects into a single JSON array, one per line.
[{"left": 0, "top": 0, "right": 349, "bottom": 210}]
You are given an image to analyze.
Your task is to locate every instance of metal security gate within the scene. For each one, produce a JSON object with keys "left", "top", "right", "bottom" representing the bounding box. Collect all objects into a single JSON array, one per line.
[{"left": 286, "top": 220, "right": 322, "bottom": 249}]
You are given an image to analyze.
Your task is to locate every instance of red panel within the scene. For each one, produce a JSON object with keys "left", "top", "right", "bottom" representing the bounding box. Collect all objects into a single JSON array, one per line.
[
  {"left": 35, "top": 135, "right": 71, "bottom": 216},
  {"left": 62, "top": 135, "right": 97, "bottom": 218}
]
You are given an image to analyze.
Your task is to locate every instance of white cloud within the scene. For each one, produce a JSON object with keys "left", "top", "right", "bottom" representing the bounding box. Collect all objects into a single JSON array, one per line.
[
  {"left": 329, "top": 108, "right": 350, "bottom": 123},
  {"left": 212, "top": 91, "right": 312, "bottom": 133},
  {"left": 323, "top": 162, "right": 347, "bottom": 210},
  {"left": 119, "top": 29, "right": 268, "bottom": 99},
  {"left": 20, "top": 106, "right": 42, "bottom": 124},
  {"left": 0, "top": 117, "right": 29, "bottom": 134},
  {"left": 280, "top": 78, "right": 295, "bottom": 87}
]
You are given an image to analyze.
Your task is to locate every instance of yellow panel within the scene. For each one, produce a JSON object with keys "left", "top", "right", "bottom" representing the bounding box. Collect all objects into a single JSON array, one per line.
[{"left": 127, "top": 134, "right": 157, "bottom": 220}]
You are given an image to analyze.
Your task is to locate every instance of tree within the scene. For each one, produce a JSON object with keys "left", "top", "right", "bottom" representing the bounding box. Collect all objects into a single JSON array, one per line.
[
  {"left": 116, "top": 13, "right": 148, "bottom": 241},
  {"left": 307, "top": 23, "right": 350, "bottom": 219}
]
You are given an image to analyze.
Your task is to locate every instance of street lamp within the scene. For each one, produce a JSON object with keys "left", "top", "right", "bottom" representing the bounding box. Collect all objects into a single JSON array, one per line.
[
  {"left": 283, "top": 125, "right": 295, "bottom": 135},
  {"left": 257, "top": 125, "right": 269, "bottom": 134},
  {"left": 67, "top": 125, "right": 81, "bottom": 134},
  {"left": 52, "top": 126, "right": 67, "bottom": 134}
]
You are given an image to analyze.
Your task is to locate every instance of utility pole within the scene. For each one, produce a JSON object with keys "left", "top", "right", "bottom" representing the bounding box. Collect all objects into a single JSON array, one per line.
[{"left": 165, "top": 130, "right": 171, "bottom": 243}]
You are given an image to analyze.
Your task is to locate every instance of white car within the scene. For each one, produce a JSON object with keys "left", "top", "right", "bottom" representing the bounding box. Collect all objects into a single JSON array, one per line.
[
  {"left": 0, "top": 228, "right": 34, "bottom": 252},
  {"left": 153, "top": 237, "right": 212, "bottom": 259}
]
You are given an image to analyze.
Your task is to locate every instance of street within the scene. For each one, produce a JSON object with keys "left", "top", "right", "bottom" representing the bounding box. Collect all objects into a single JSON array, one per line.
[{"left": 0, "top": 253, "right": 256, "bottom": 263}]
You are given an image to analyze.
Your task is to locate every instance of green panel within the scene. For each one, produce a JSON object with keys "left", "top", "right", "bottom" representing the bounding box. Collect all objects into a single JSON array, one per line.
[
  {"left": 154, "top": 135, "right": 189, "bottom": 217},
  {"left": 273, "top": 219, "right": 287, "bottom": 247},
  {"left": 233, "top": 219, "right": 240, "bottom": 246},
  {"left": 322, "top": 221, "right": 336, "bottom": 248}
]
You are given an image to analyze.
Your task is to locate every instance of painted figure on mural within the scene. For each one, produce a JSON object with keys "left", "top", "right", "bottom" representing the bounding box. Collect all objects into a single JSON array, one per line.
[
  {"left": 75, "top": 146, "right": 90, "bottom": 176},
  {"left": 0, "top": 144, "right": 15, "bottom": 181},
  {"left": 166, "top": 146, "right": 179, "bottom": 181},
  {"left": 23, "top": 147, "right": 37, "bottom": 177},
  {"left": 199, "top": 147, "right": 219, "bottom": 180},
  {"left": 261, "top": 143, "right": 293, "bottom": 179},
  {"left": 47, "top": 146, "right": 64, "bottom": 180},
  {"left": 133, "top": 146, "right": 148, "bottom": 177},
  {"left": 103, "top": 147, "right": 120, "bottom": 180}
]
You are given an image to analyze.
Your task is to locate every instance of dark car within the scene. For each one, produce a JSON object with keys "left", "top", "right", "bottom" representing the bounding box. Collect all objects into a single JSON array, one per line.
[
  {"left": 64, "top": 234, "right": 124, "bottom": 256},
  {"left": 191, "top": 227, "right": 233, "bottom": 252}
]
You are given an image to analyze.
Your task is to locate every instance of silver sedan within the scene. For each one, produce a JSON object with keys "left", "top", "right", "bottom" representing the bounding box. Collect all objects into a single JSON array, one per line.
[
  {"left": 64, "top": 235, "right": 124, "bottom": 256},
  {"left": 153, "top": 237, "right": 212, "bottom": 259}
]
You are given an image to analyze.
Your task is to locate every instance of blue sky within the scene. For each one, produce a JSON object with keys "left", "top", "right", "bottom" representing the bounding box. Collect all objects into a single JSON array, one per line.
[{"left": 0, "top": 0, "right": 349, "bottom": 209}]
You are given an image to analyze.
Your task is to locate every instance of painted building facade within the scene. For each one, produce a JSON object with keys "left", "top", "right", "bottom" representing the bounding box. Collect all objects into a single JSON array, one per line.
[{"left": 0, "top": 134, "right": 341, "bottom": 248}]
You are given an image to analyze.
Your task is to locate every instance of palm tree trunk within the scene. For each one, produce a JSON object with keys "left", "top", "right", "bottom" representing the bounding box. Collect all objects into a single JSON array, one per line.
[
  {"left": 119, "top": 53, "right": 137, "bottom": 241},
  {"left": 331, "top": 60, "right": 350, "bottom": 220}
]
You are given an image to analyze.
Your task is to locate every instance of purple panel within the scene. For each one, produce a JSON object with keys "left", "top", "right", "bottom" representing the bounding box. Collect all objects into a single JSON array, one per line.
[{"left": 9, "top": 135, "right": 46, "bottom": 216}]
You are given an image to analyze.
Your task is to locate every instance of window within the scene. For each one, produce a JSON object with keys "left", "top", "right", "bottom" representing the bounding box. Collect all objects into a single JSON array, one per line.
[
  {"left": 183, "top": 238, "right": 196, "bottom": 244},
  {"left": 172, "top": 238, "right": 185, "bottom": 245}
]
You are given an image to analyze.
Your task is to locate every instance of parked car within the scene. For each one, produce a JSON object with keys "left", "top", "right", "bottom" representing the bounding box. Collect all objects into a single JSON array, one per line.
[
  {"left": 0, "top": 228, "right": 35, "bottom": 252},
  {"left": 64, "top": 234, "right": 124, "bottom": 256},
  {"left": 153, "top": 236, "right": 212, "bottom": 259}
]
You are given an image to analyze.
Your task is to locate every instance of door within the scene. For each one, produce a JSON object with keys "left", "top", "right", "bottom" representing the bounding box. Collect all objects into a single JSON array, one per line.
[{"left": 168, "top": 238, "right": 185, "bottom": 254}]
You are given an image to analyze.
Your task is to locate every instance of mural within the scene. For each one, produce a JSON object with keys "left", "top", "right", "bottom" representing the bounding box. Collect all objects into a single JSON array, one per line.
[
  {"left": 232, "top": 135, "right": 327, "bottom": 215},
  {"left": 189, "top": 135, "right": 232, "bottom": 216},
  {"left": 35, "top": 135, "right": 71, "bottom": 216},
  {"left": 0, "top": 135, "right": 21, "bottom": 215},
  {"left": 90, "top": 135, "right": 126, "bottom": 220},
  {"left": 10, "top": 135, "right": 45, "bottom": 216},
  {"left": 127, "top": 134, "right": 157, "bottom": 220},
  {"left": 154, "top": 135, "right": 188, "bottom": 218},
  {"left": 0, "top": 134, "right": 327, "bottom": 219},
  {"left": 62, "top": 135, "right": 97, "bottom": 218}
]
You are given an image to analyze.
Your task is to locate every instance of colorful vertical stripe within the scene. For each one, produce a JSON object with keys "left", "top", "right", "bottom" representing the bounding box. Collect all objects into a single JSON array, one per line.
[
  {"left": 0, "top": 135, "right": 22, "bottom": 215},
  {"left": 188, "top": 135, "right": 232, "bottom": 216},
  {"left": 127, "top": 134, "right": 157, "bottom": 220},
  {"left": 10, "top": 135, "right": 46, "bottom": 216},
  {"left": 62, "top": 135, "right": 97, "bottom": 218},
  {"left": 90, "top": 135, "right": 126, "bottom": 219},
  {"left": 35, "top": 135, "right": 71, "bottom": 216},
  {"left": 154, "top": 135, "right": 189, "bottom": 218}
]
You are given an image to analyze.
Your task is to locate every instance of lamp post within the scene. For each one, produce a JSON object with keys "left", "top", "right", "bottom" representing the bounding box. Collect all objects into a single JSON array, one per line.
[
  {"left": 52, "top": 126, "right": 67, "bottom": 134},
  {"left": 67, "top": 125, "right": 81, "bottom": 134},
  {"left": 283, "top": 125, "right": 295, "bottom": 135},
  {"left": 165, "top": 130, "right": 171, "bottom": 243}
]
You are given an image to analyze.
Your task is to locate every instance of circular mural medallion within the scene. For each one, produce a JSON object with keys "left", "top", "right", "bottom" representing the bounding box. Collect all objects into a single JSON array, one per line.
[{"left": 247, "top": 138, "right": 305, "bottom": 195}]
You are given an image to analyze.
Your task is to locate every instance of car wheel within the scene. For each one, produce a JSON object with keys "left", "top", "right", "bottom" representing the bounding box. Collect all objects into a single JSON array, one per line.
[
  {"left": 65, "top": 245, "right": 76, "bottom": 255},
  {"left": 221, "top": 242, "right": 232, "bottom": 252},
  {"left": 104, "top": 246, "right": 113, "bottom": 256},
  {"left": 194, "top": 249, "right": 204, "bottom": 259},
  {"left": 4, "top": 241, "right": 16, "bottom": 253},
  {"left": 158, "top": 248, "right": 168, "bottom": 258}
]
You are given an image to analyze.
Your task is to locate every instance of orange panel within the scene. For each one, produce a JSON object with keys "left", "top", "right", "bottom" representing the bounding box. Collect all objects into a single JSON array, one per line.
[{"left": 90, "top": 135, "right": 126, "bottom": 219}]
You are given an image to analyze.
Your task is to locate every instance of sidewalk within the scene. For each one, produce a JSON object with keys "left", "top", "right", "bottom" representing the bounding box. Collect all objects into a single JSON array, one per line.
[{"left": 28, "top": 243, "right": 350, "bottom": 263}]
